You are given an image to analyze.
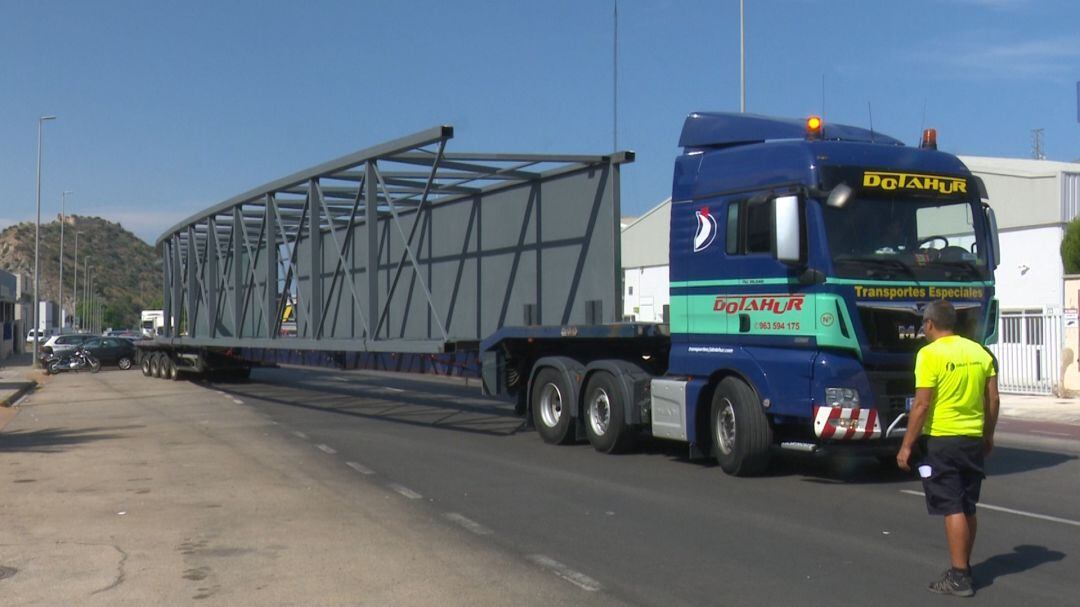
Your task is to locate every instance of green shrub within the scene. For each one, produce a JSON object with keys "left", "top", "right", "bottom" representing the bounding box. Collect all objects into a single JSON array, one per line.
[{"left": 1062, "top": 218, "right": 1080, "bottom": 274}]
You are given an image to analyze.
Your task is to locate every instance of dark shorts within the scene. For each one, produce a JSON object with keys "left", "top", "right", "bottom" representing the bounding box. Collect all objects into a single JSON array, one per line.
[{"left": 918, "top": 436, "right": 985, "bottom": 516}]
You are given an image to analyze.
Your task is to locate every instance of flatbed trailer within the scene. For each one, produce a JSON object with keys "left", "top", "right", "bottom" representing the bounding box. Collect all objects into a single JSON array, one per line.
[{"left": 140, "top": 114, "right": 1000, "bottom": 476}]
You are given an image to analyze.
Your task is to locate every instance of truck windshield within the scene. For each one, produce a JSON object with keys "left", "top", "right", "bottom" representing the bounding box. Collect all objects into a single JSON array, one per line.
[{"left": 822, "top": 196, "right": 990, "bottom": 282}]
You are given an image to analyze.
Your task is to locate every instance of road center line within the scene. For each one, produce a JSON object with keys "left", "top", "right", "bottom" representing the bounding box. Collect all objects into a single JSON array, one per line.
[
  {"left": 527, "top": 555, "right": 602, "bottom": 592},
  {"left": 444, "top": 512, "right": 493, "bottom": 536},
  {"left": 345, "top": 461, "right": 375, "bottom": 475},
  {"left": 292, "top": 431, "right": 308, "bottom": 440},
  {"left": 387, "top": 483, "right": 423, "bottom": 500},
  {"left": 316, "top": 444, "right": 337, "bottom": 455},
  {"left": 900, "top": 490, "right": 1080, "bottom": 527}
]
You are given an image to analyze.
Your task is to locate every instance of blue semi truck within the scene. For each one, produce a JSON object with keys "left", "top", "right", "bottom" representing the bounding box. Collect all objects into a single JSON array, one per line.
[{"left": 482, "top": 112, "right": 1000, "bottom": 475}]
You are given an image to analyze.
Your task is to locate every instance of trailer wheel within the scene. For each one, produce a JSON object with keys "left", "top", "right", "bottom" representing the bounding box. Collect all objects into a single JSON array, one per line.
[
  {"left": 583, "top": 371, "right": 635, "bottom": 453},
  {"left": 152, "top": 353, "right": 165, "bottom": 378},
  {"left": 531, "top": 367, "right": 575, "bottom": 445},
  {"left": 141, "top": 354, "right": 153, "bottom": 376},
  {"left": 711, "top": 377, "right": 772, "bottom": 476},
  {"left": 167, "top": 357, "right": 180, "bottom": 380}
]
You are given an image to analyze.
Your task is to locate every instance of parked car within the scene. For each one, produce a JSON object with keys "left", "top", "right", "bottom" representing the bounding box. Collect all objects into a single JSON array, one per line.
[
  {"left": 25, "top": 329, "right": 53, "bottom": 343},
  {"left": 80, "top": 337, "right": 137, "bottom": 370},
  {"left": 41, "top": 333, "right": 94, "bottom": 356}
]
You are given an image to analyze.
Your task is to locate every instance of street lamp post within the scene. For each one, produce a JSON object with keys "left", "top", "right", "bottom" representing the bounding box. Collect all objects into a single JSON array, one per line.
[
  {"left": 32, "top": 115, "right": 57, "bottom": 367},
  {"left": 72, "top": 231, "right": 80, "bottom": 331},
  {"left": 59, "top": 190, "right": 73, "bottom": 333},
  {"left": 83, "top": 258, "right": 90, "bottom": 333}
]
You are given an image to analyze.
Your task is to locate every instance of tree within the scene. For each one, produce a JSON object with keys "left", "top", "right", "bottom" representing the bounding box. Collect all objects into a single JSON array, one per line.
[{"left": 1062, "top": 218, "right": 1080, "bottom": 274}]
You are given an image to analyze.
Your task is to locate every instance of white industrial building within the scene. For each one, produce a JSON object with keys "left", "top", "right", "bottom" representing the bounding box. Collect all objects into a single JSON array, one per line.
[{"left": 620, "top": 156, "right": 1080, "bottom": 393}]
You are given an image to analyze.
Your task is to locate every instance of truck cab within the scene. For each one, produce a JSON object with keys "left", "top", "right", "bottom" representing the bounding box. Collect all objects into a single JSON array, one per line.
[{"left": 665, "top": 112, "right": 999, "bottom": 473}]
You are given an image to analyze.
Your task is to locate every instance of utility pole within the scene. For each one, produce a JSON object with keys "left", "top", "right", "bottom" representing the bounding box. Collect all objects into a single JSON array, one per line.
[
  {"left": 613, "top": 0, "right": 619, "bottom": 151},
  {"left": 73, "top": 231, "right": 80, "bottom": 331},
  {"left": 740, "top": 0, "right": 746, "bottom": 112},
  {"left": 59, "top": 190, "right": 73, "bottom": 332},
  {"left": 32, "top": 115, "right": 57, "bottom": 367}
]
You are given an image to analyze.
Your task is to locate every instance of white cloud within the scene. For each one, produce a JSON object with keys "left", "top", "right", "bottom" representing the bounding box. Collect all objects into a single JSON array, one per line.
[
  {"left": 910, "top": 35, "right": 1080, "bottom": 81},
  {"left": 104, "top": 210, "right": 194, "bottom": 245},
  {"left": 947, "top": 0, "right": 1031, "bottom": 8}
]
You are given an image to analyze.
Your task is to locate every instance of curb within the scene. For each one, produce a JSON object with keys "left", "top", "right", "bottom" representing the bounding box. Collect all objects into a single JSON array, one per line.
[{"left": 0, "top": 381, "right": 37, "bottom": 408}]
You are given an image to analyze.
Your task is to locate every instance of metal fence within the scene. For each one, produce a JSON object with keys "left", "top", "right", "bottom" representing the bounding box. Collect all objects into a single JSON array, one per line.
[{"left": 989, "top": 309, "right": 1064, "bottom": 395}]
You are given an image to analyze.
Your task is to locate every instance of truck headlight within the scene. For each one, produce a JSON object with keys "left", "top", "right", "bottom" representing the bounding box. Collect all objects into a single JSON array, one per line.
[{"left": 825, "top": 387, "right": 861, "bottom": 408}]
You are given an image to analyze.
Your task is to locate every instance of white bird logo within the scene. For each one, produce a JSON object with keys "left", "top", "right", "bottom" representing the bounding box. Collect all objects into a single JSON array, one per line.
[{"left": 693, "top": 207, "right": 717, "bottom": 253}]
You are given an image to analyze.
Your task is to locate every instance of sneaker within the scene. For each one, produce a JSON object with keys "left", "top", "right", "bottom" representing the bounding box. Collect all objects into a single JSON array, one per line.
[{"left": 928, "top": 568, "right": 974, "bottom": 597}]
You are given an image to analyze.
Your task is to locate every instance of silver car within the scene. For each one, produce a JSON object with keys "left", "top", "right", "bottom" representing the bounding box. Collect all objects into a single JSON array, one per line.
[{"left": 41, "top": 333, "right": 93, "bottom": 355}]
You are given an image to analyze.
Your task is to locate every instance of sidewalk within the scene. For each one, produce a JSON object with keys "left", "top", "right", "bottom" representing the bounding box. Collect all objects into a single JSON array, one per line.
[
  {"left": 1000, "top": 393, "right": 1080, "bottom": 425},
  {"left": 0, "top": 352, "right": 41, "bottom": 431},
  {"left": 0, "top": 369, "right": 625, "bottom": 606}
]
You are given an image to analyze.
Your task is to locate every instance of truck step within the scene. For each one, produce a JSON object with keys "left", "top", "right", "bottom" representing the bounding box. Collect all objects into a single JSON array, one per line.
[{"left": 778, "top": 442, "right": 820, "bottom": 453}]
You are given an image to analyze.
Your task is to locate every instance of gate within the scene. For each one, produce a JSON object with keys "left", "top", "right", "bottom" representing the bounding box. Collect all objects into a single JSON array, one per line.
[{"left": 989, "top": 309, "right": 1064, "bottom": 395}]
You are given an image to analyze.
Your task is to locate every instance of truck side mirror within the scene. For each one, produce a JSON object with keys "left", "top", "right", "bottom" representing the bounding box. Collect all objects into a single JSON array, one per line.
[
  {"left": 773, "top": 195, "right": 801, "bottom": 264},
  {"left": 985, "top": 205, "right": 1001, "bottom": 269}
]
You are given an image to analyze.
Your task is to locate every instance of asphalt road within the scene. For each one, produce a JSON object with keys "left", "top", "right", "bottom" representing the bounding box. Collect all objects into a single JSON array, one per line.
[{"left": 194, "top": 365, "right": 1080, "bottom": 606}]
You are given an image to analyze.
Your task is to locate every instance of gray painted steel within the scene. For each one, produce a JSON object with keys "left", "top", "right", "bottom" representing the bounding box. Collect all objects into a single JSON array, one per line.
[{"left": 158, "top": 126, "right": 633, "bottom": 353}]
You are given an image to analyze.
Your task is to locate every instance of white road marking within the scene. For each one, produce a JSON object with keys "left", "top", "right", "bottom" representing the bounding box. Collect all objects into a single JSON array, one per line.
[
  {"left": 900, "top": 490, "right": 1080, "bottom": 527},
  {"left": 1030, "top": 430, "right": 1072, "bottom": 438},
  {"left": 527, "top": 555, "right": 602, "bottom": 592},
  {"left": 345, "top": 461, "right": 375, "bottom": 475},
  {"left": 316, "top": 444, "right": 337, "bottom": 455},
  {"left": 444, "top": 512, "right": 493, "bottom": 536},
  {"left": 387, "top": 483, "right": 423, "bottom": 500},
  {"left": 292, "top": 431, "right": 308, "bottom": 440},
  {"left": 382, "top": 387, "right": 405, "bottom": 393},
  {"left": 231, "top": 398, "right": 244, "bottom": 404}
]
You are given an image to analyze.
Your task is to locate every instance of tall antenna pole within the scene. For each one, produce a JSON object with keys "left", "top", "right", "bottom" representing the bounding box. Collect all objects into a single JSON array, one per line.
[
  {"left": 1031, "top": 128, "right": 1046, "bottom": 160},
  {"left": 613, "top": 0, "right": 619, "bottom": 151},
  {"left": 740, "top": 0, "right": 746, "bottom": 112}
]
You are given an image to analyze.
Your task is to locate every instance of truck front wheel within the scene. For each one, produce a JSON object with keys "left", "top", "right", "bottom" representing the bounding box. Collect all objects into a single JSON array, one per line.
[
  {"left": 531, "top": 368, "right": 575, "bottom": 445},
  {"left": 584, "top": 371, "right": 635, "bottom": 453},
  {"left": 711, "top": 377, "right": 772, "bottom": 476}
]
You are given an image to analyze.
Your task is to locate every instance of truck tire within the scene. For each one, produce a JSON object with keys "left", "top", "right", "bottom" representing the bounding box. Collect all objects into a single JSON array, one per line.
[
  {"left": 531, "top": 367, "right": 575, "bottom": 445},
  {"left": 152, "top": 353, "right": 165, "bottom": 379},
  {"left": 711, "top": 377, "right": 772, "bottom": 476},
  {"left": 141, "top": 353, "right": 153, "bottom": 376},
  {"left": 167, "top": 357, "right": 180, "bottom": 380},
  {"left": 583, "top": 371, "right": 635, "bottom": 453}
]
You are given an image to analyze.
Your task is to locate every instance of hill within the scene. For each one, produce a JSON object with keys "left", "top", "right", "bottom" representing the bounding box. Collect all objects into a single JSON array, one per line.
[{"left": 0, "top": 215, "right": 161, "bottom": 329}]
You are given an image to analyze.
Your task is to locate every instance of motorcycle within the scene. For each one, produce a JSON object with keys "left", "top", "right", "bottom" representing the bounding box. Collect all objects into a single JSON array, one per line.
[{"left": 42, "top": 345, "right": 101, "bottom": 375}]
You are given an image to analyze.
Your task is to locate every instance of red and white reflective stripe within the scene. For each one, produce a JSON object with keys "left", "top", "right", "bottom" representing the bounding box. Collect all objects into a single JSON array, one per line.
[{"left": 813, "top": 406, "right": 882, "bottom": 440}]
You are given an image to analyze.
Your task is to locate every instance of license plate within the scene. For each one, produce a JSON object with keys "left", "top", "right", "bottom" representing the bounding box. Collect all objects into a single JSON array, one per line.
[{"left": 905, "top": 396, "right": 915, "bottom": 411}]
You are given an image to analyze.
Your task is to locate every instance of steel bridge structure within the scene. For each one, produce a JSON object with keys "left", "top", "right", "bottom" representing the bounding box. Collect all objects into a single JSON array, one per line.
[{"left": 157, "top": 125, "right": 632, "bottom": 353}]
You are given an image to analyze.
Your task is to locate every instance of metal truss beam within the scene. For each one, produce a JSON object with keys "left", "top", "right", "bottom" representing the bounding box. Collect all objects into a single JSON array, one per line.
[{"left": 157, "top": 125, "right": 633, "bottom": 352}]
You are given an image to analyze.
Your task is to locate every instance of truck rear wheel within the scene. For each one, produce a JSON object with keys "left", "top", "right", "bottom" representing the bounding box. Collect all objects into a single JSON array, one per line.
[
  {"left": 531, "top": 367, "right": 575, "bottom": 445},
  {"left": 711, "top": 377, "right": 772, "bottom": 476},
  {"left": 583, "top": 371, "right": 634, "bottom": 453},
  {"left": 141, "top": 354, "right": 153, "bottom": 376},
  {"left": 152, "top": 353, "right": 165, "bottom": 378},
  {"left": 167, "top": 357, "right": 180, "bottom": 380}
]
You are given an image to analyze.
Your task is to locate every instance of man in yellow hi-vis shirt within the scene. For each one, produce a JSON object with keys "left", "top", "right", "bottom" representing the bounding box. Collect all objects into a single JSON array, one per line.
[{"left": 897, "top": 300, "right": 999, "bottom": 598}]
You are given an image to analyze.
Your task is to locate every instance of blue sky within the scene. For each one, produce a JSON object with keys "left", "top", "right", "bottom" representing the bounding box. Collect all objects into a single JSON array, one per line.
[{"left": 2, "top": 0, "right": 1078, "bottom": 243}]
